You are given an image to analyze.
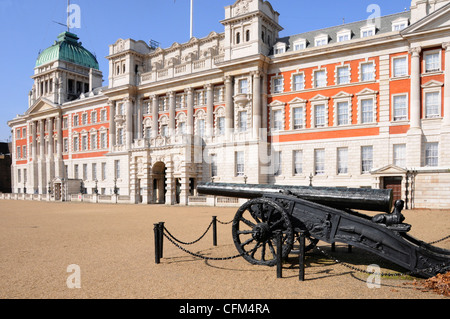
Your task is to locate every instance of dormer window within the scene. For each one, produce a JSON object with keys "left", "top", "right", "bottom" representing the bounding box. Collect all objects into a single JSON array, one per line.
[
  {"left": 274, "top": 43, "right": 286, "bottom": 55},
  {"left": 392, "top": 18, "right": 409, "bottom": 31},
  {"left": 293, "top": 39, "right": 307, "bottom": 51},
  {"left": 337, "top": 29, "right": 351, "bottom": 42},
  {"left": 361, "top": 25, "right": 376, "bottom": 38},
  {"left": 315, "top": 34, "right": 328, "bottom": 47}
]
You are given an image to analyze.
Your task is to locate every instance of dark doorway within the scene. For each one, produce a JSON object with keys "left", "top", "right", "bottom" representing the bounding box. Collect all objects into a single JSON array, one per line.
[{"left": 384, "top": 177, "right": 402, "bottom": 204}]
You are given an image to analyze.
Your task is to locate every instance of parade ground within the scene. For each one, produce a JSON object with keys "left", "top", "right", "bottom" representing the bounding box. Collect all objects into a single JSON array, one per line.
[{"left": 0, "top": 199, "right": 449, "bottom": 300}]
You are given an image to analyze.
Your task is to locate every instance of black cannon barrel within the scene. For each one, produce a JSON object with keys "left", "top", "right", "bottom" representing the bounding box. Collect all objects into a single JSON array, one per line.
[{"left": 197, "top": 182, "right": 393, "bottom": 213}]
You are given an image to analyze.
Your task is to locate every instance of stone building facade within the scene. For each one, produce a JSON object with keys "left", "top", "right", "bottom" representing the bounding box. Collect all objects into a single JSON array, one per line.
[{"left": 6, "top": 0, "right": 450, "bottom": 209}]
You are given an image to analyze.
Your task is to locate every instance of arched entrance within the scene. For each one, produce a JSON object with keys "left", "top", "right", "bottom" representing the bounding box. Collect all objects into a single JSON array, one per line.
[{"left": 152, "top": 162, "right": 166, "bottom": 204}]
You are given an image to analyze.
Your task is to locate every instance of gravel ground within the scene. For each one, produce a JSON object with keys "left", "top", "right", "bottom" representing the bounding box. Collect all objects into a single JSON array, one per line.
[{"left": 0, "top": 200, "right": 449, "bottom": 300}]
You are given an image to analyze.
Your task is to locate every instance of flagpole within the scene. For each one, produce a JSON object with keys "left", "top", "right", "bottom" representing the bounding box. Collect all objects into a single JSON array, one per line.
[{"left": 190, "top": 0, "right": 193, "bottom": 38}]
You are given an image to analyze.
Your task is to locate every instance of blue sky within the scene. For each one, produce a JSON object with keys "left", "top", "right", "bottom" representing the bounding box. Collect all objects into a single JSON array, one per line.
[{"left": 0, "top": 0, "right": 411, "bottom": 142}]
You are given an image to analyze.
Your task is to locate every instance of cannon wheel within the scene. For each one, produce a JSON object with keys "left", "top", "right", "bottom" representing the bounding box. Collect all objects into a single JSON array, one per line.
[{"left": 232, "top": 198, "right": 294, "bottom": 266}]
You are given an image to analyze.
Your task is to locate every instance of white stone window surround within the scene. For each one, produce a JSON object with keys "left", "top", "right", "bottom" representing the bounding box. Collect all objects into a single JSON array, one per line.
[
  {"left": 356, "top": 88, "right": 378, "bottom": 124},
  {"left": 273, "top": 42, "right": 286, "bottom": 55},
  {"left": 423, "top": 49, "right": 442, "bottom": 74},
  {"left": 89, "top": 129, "right": 98, "bottom": 150},
  {"left": 392, "top": 17, "right": 409, "bottom": 31},
  {"left": 143, "top": 118, "right": 152, "bottom": 138},
  {"left": 335, "top": 63, "right": 351, "bottom": 85},
  {"left": 98, "top": 127, "right": 108, "bottom": 149},
  {"left": 310, "top": 94, "right": 330, "bottom": 128},
  {"left": 312, "top": 67, "right": 327, "bottom": 88},
  {"left": 72, "top": 131, "right": 79, "bottom": 152},
  {"left": 360, "top": 24, "right": 376, "bottom": 38},
  {"left": 159, "top": 115, "right": 169, "bottom": 136},
  {"left": 288, "top": 97, "right": 307, "bottom": 130},
  {"left": 422, "top": 80, "right": 444, "bottom": 119},
  {"left": 176, "top": 112, "right": 187, "bottom": 135},
  {"left": 391, "top": 54, "right": 409, "bottom": 78},
  {"left": 293, "top": 39, "right": 307, "bottom": 51},
  {"left": 314, "top": 34, "right": 328, "bottom": 47},
  {"left": 391, "top": 93, "right": 409, "bottom": 122},
  {"left": 332, "top": 91, "right": 353, "bottom": 126},
  {"left": 337, "top": 29, "right": 352, "bottom": 42},
  {"left": 214, "top": 106, "right": 226, "bottom": 136},
  {"left": 91, "top": 110, "right": 98, "bottom": 124},
  {"left": 269, "top": 100, "right": 286, "bottom": 132},
  {"left": 271, "top": 74, "right": 284, "bottom": 94},
  {"left": 291, "top": 71, "right": 305, "bottom": 92},
  {"left": 292, "top": 149, "right": 304, "bottom": 176},
  {"left": 359, "top": 60, "right": 376, "bottom": 82}
]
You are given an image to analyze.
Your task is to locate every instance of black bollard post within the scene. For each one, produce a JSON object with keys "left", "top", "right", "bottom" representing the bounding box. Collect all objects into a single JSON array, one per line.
[
  {"left": 298, "top": 232, "right": 306, "bottom": 281},
  {"left": 159, "top": 222, "right": 165, "bottom": 259},
  {"left": 276, "top": 231, "right": 283, "bottom": 278},
  {"left": 212, "top": 216, "right": 217, "bottom": 247},
  {"left": 154, "top": 223, "right": 161, "bottom": 264}
]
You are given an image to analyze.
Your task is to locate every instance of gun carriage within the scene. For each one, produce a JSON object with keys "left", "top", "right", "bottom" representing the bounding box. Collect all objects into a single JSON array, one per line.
[{"left": 197, "top": 182, "right": 450, "bottom": 278}]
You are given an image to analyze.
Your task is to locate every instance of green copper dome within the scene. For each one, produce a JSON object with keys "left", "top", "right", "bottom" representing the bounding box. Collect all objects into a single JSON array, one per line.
[{"left": 36, "top": 32, "right": 99, "bottom": 69}]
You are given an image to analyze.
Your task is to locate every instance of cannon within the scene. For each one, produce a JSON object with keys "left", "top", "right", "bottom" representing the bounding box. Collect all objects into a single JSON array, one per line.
[{"left": 197, "top": 182, "right": 450, "bottom": 278}]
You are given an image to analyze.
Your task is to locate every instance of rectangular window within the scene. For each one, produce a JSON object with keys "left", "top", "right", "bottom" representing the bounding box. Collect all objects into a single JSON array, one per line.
[
  {"left": 114, "top": 160, "right": 120, "bottom": 179},
  {"left": 73, "top": 115, "right": 79, "bottom": 127},
  {"left": 425, "top": 52, "right": 440, "bottom": 73},
  {"left": 293, "top": 150, "right": 303, "bottom": 175},
  {"left": 22, "top": 128, "right": 26, "bottom": 138},
  {"left": 361, "top": 62, "right": 375, "bottom": 81},
  {"left": 293, "top": 74, "right": 304, "bottom": 91},
  {"left": 17, "top": 146, "right": 21, "bottom": 159},
  {"left": 161, "top": 125, "right": 168, "bottom": 137},
  {"left": 314, "top": 70, "right": 327, "bottom": 88},
  {"left": 273, "top": 78, "right": 283, "bottom": 93},
  {"left": 361, "top": 99, "right": 374, "bottom": 123},
  {"left": 361, "top": 146, "right": 373, "bottom": 173},
  {"left": 92, "top": 163, "right": 97, "bottom": 181},
  {"left": 239, "top": 79, "right": 248, "bottom": 94},
  {"left": 63, "top": 118, "right": 68, "bottom": 129},
  {"left": 293, "top": 107, "right": 304, "bottom": 129},
  {"left": 393, "top": 57, "right": 407, "bottom": 77},
  {"left": 274, "top": 151, "right": 282, "bottom": 176},
  {"left": 23, "top": 146, "right": 27, "bottom": 158},
  {"left": 314, "top": 149, "right": 325, "bottom": 176},
  {"left": 337, "top": 147, "right": 348, "bottom": 175},
  {"left": 239, "top": 111, "right": 247, "bottom": 132},
  {"left": 101, "top": 162, "right": 107, "bottom": 180},
  {"left": 81, "top": 135, "right": 88, "bottom": 151},
  {"left": 211, "top": 154, "right": 218, "bottom": 177},
  {"left": 63, "top": 138, "right": 68, "bottom": 153},
  {"left": 425, "top": 143, "right": 438, "bottom": 167},
  {"left": 337, "top": 66, "right": 350, "bottom": 85},
  {"left": 338, "top": 34, "right": 349, "bottom": 42},
  {"left": 217, "top": 117, "right": 225, "bottom": 136},
  {"left": 74, "top": 164, "right": 79, "bottom": 179},
  {"left": 393, "top": 95, "right": 408, "bottom": 121},
  {"left": 315, "top": 105, "right": 326, "bottom": 127},
  {"left": 235, "top": 151, "right": 244, "bottom": 176},
  {"left": 393, "top": 144, "right": 406, "bottom": 167},
  {"left": 178, "top": 122, "right": 186, "bottom": 136},
  {"left": 83, "top": 164, "right": 88, "bottom": 180},
  {"left": 82, "top": 113, "right": 88, "bottom": 126},
  {"left": 197, "top": 119, "right": 205, "bottom": 137},
  {"left": 100, "top": 109, "right": 107, "bottom": 122},
  {"left": 425, "top": 92, "right": 440, "bottom": 118},
  {"left": 100, "top": 133, "right": 107, "bottom": 149},
  {"left": 91, "top": 111, "right": 97, "bottom": 124},
  {"left": 73, "top": 136, "right": 79, "bottom": 152},
  {"left": 91, "top": 134, "right": 98, "bottom": 150},
  {"left": 273, "top": 110, "right": 283, "bottom": 131},
  {"left": 337, "top": 102, "right": 349, "bottom": 126},
  {"left": 117, "top": 128, "right": 124, "bottom": 144}
]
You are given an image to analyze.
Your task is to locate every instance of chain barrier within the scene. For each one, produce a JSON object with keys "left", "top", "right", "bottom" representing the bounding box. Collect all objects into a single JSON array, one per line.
[
  {"left": 164, "top": 220, "right": 213, "bottom": 245},
  {"left": 217, "top": 218, "right": 233, "bottom": 225},
  {"left": 428, "top": 234, "right": 450, "bottom": 245},
  {"left": 162, "top": 227, "right": 253, "bottom": 261}
]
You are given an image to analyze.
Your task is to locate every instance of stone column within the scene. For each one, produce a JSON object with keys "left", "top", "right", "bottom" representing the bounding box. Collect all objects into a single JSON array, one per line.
[
  {"left": 252, "top": 71, "right": 262, "bottom": 139},
  {"left": 443, "top": 42, "right": 450, "bottom": 127},
  {"left": 31, "top": 121, "right": 38, "bottom": 193},
  {"left": 165, "top": 160, "right": 175, "bottom": 205},
  {"left": 151, "top": 95, "right": 159, "bottom": 138},
  {"left": 225, "top": 75, "right": 234, "bottom": 138},
  {"left": 407, "top": 46, "right": 423, "bottom": 168},
  {"left": 125, "top": 98, "right": 133, "bottom": 149},
  {"left": 55, "top": 115, "right": 63, "bottom": 178},
  {"left": 185, "top": 88, "right": 194, "bottom": 136},
  {"left": 38, "top": 119, "right": 46, "bottom": 194},
  {"left": 136, "top": 97, "right": 143, "bottom": 139},
  {"left": 109, "top": 100, "right": 116, "bottom": 151},
  {"left": 46, "top": 117, "right": 55, "bottom": 184},
  {"left": 409, "top": 46, "right": 422, "bottom": 130},
  {"left": 168, "top": 91, "right": 176, "bottom": 137},
  {"left": 205, "top": 84, "right": 214, "bottom": 138}
]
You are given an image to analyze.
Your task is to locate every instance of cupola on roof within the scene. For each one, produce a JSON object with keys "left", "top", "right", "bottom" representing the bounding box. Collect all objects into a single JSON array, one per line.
[{"left": 35, "top": 32, "right": 99, "bottom": 69}]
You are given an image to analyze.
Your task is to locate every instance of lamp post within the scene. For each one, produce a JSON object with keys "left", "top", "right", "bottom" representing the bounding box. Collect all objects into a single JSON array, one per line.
[
  {"left": 94, "top": 179, "right": 98, "bottom": 195},
  {"left": 243, "top": 175, "right": 248, "bottom": 184},
  {"left": 309, "top": 173, "right": 313, "bottom": 187},
  {"left": 113, "top": 177, "right": 118, "bottom": 195}
]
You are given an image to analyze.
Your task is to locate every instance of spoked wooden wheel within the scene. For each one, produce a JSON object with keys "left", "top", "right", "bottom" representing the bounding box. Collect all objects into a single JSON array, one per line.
[{"left": 232, "top": 198, "right": 294, "bottom": 266}]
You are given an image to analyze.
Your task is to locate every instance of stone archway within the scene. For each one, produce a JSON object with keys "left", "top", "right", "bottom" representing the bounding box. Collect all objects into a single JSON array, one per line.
[{"left": 152, "top": 161, "right": 166, "bottom": 204}]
